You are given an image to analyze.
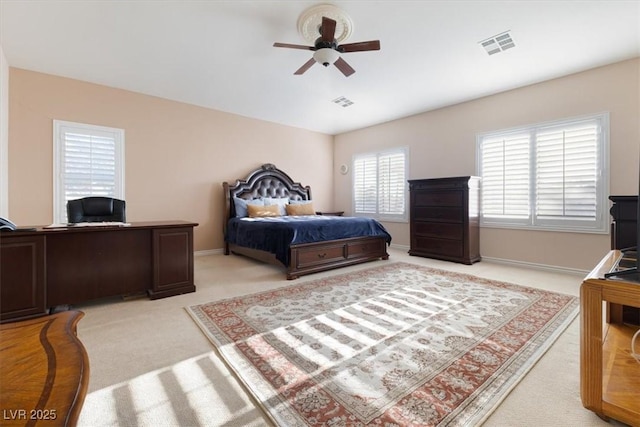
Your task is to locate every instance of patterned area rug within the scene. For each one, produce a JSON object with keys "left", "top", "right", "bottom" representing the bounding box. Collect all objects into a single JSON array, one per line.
[{"left": 187, "top": 262, "right": 578, "bottom": 426}]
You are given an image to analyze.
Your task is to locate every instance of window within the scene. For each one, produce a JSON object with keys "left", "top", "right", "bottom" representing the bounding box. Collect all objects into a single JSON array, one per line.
[
  {"left": 353, "top": 147, "right": 408, "bottom": 221},
  {"left": 53, "top": 120, "right": 125, "bottom": 223},
  {"left": 477, "top": 113, "right": 609, "bottom": 233}
]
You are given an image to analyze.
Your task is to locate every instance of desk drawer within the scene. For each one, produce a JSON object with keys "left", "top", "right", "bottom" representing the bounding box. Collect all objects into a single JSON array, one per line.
[
  {"left": 414, "top": 222, "right": 463, "bottom": 240},
  {"left": 150, "top": 227, "right": 195, "bottom": 299},
  {"left": 0, "top": 235, "right": 46, "bottom": 323},
  {"left": 47, "top": 229, "right": 151, "bottom": 306},
  {"left": 295, "top": 244, "right": 346, "bottom": 268}
]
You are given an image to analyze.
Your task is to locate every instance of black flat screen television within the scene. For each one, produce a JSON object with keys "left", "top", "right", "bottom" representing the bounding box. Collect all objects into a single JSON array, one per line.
[{"left": 605, "top": 157, "right": 640, "bottom": 283}]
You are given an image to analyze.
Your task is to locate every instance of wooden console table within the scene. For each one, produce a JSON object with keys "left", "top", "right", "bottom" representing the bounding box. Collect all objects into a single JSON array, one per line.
[
  {"left": 580, "top": 250, "right": 640, "bottom": 426},
  {"left": 1, "top": 221, "right": 197, "bottom": 323},
  {"left": 0, "top": 311, "right": 89, "bottom": 426}
]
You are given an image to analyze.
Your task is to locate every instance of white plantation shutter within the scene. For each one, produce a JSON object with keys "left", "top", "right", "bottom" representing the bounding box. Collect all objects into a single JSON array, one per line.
[
  {"left": 535, "top": 122, "right": 599, "bottom": 222},
  {"left": 477, "top": 113, "right": 608, "bottom": 233},
  {"left": 353, "top": 154, "right": 378, "bottom": 214},
  {"left": 353, "top": 148, "right": 408, "bottom": 221},
  {"left": 378, "top": 151, "right": 406, "bottom": 216},
  {"left": 480, "top": 133, "right": 530, "bottom": 222},
  {"left": 54, "top": 121, "right": 125, "bottom": 223}
]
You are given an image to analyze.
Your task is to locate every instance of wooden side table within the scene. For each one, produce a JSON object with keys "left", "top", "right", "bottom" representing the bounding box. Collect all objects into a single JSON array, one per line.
[
  {"left": 580, "top": 251, "right": 640, "bottom": 426},
  {"left": 0, "top": 311, "right": 90, "bottom": 426}
]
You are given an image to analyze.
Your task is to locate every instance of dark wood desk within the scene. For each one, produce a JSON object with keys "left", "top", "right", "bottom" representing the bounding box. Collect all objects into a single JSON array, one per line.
[
  {"left": 1, "top": 221, "right": 197, "bottom": 323},
  {"left": 0, "top": 311, "right": 89, "bottom": 426}
]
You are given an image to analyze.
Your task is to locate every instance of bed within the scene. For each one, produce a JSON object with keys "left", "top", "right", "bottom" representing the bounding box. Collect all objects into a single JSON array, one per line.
[{"left": 223, "top": 163, "right": 391, "bottom": 279}]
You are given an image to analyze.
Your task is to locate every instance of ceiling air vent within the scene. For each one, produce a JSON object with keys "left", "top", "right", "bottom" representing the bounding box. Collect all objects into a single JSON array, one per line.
[
  {"left": 480, "top": 31, "right": 515, "bottom": 55},
  {"left": 332, "top": 96, "right": 354, "bottom": 107}
]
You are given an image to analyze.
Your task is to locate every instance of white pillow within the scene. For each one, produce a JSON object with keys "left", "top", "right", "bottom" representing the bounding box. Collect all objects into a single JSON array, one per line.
[
  {"left": 233, "top": 197, "right": 264, "bottom": 218},
  {"left": 263, "top": 197, "right": 290, "bottom": 216},
  {"left": 288, "top": 199, "right": 312, "bottom": 205}
]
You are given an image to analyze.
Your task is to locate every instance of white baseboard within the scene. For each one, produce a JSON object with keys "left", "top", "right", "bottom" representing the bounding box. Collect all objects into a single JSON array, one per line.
[
  {"left": 389, "top": 243, "right": 410, "bottom": 252},
  {"left": 389, "top": 243, "right": 587, "bottom": 276},
  {"left": 480, "top": 256, "right": 588, "bottom": 276},
  {"left": 198, "top": 245, "right": 587, "bottom": 276},
  {"left": 195, "top": 248, "right": 224, "bottom": 257}
]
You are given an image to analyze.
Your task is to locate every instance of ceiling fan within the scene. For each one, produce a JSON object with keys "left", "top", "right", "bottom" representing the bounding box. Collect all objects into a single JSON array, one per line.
[{"left": 273, "top": 16, "right": 380, "bottom": 77}]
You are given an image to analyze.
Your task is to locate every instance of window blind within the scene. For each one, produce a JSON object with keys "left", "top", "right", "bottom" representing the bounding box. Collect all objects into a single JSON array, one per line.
[
  {"left": 353, "top": 154, "right": 378, "bottom": 214},
  {"left": 480, "top": 133, "right": 530, "bottom": 221},
  {"left": 378, "top": 151, "right": 406, "bottom": 216},
  {"left": 62, "top": 132, "right": 117, "bottom": 199},
  {"left": 353, "top": 148, "right": 407, "bottom": 221},
  {"left": 477, "top": 113, "right": 608, "bottom": 233},
  {"left": 535, "top": 122, "right": 599, "bottom": 220},
  {"left": 54, "top": 121, "right": 124, "bottom": 223}
]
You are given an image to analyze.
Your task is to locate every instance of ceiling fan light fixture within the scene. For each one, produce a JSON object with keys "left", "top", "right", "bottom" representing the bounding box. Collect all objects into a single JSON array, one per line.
[
  {"left": 313, "top": 48, "right": 340, "bottom": 67},
  {"left": 274, "top": 12, "right": 380, "bottom": 76},
  {"left": 298, "top": 4, "right": 353, "bottom": 44}
]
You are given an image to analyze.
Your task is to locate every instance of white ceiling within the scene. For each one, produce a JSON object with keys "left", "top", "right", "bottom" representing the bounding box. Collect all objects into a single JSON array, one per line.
[{"left": 1, "top": 1, "right": 639, "bottom": 135}]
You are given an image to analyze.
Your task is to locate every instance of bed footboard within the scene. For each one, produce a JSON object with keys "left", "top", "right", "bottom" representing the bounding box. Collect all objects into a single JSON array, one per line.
[
  {"left": 228, "top": 236, "right": 389, "bottom": 279},
  {"left": 287, "top": 236, "right": 389, "bottom": 280}
]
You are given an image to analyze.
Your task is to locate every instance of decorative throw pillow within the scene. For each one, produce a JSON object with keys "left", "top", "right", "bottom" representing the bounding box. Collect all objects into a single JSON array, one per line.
[
  {"left": 286, "top": 202, "right": 315, "bottom": 216},
  {"left": 288, "top": 199, "right": 312, "bottom": 205},
  {"left": 263, "top": 197, "right": 290, "bottom": 216},
  {"left": 247, "top": 204, "right": 280, "bottom": 218},
  {"left": 234, "top": 197, "right": 263, "bottom": 218}
]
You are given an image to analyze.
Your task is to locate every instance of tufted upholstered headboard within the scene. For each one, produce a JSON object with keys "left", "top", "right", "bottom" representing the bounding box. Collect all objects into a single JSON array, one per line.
[{"left": 222, "top": 164, "right": 312, "bottom": 224}]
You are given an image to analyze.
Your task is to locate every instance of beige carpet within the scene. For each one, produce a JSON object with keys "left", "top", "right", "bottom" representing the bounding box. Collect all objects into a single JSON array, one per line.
[{"left": 75, "top": 248, "right": 623, "bottom": 426}]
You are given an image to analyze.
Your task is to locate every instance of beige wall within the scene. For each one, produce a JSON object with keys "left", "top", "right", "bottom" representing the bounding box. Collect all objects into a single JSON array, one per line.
[
  {"left": 8, "top": 60, "right": 639, "bottom": 270},
  {"left": 0, "top": 45, "right": 8, "bottom": 217},
  {"left": 334, "top": 58, "right": 640, "bottom": 272},
  {"left": 8, "top": 68, "right": 333, "bottom": 251}
]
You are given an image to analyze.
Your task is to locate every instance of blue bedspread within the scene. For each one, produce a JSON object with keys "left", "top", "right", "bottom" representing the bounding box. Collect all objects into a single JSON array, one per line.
[{"left": 226, "top": 215, "right": 392, "bottom": 266}]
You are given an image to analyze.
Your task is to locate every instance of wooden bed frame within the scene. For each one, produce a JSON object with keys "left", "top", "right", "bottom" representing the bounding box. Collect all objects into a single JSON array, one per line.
[{"left": 223, "top": 163, "right": 389, "bottom": 279}]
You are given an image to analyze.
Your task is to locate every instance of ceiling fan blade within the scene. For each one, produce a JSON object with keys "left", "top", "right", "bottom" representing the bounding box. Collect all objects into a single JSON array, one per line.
[
  {"left": 320, "top": 16, "right": 337, "bottom": 43},
  {"left": 294, "top": 58, "right": 316, "bottom": 75},
  {"left": 338, "top": 40, "right": 381, "bottom": 53},
  {"left": 334, "top": 57, "right": 355, "bottom": 77},
  {"left": 273, "top": 42, "right": 315, "bottom": 51}
]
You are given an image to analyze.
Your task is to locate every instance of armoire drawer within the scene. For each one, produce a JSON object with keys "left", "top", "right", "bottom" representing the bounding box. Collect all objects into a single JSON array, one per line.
[
  {"left": 413, "top": 206, "right": 463, "bottom": 222},
  {"left": 412, "top": 236, "right": 463, "bottom": 258},
  {"left": 413, "top": 222, "right": 463, "bottom": 240},
  {"left": 414, "top": 191, "right": 462, "bottom": 207}
]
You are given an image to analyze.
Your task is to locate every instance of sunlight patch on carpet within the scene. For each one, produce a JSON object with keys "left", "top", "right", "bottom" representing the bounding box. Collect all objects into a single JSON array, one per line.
[
  {"left": 187, "top": 262, "right": 579, "bottom": 426},
  {"left": 77, "top": 352, "right": 263, "bottom": 427}
]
